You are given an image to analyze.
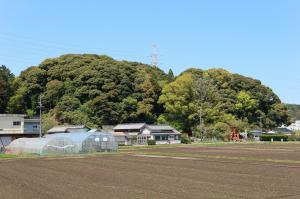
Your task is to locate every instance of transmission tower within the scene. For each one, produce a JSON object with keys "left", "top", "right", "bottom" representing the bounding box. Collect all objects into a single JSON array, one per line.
[{"left": 151, "top": 44, "right": 158, "bottom": 67}]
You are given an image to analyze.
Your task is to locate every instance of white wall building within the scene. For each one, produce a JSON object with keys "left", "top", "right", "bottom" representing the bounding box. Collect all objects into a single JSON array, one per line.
[
  {"left": 113, "top": 123, "right": 181, "bottom": 145},
  {"left": 288, "top": 120, "right": 300, "bottom": 131},
  {"left": 0, "top": 114, "right": 40, "bottom": 148}
]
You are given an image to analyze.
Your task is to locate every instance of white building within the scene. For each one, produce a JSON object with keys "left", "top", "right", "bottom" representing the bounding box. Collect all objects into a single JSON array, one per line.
[
  {"left": 0, "top": 114, "right": 40, "bottom": 149},
  {"left": 288, "top": 120, "right": 300, "bottom": 131},
  {"left": 113, "top": 123, "right": 181, "bottom": 145}
]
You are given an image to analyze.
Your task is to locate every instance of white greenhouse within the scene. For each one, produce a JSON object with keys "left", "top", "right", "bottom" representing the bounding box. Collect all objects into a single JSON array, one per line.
[
  {"left": 6, "top": 137, "right": 78, "bottom": 155},
  {"left": 45, "top": 132, "right": 118, "bottom": 152},
  {"left": 6, "top": 132, "right": 118, "bottom": 155}
]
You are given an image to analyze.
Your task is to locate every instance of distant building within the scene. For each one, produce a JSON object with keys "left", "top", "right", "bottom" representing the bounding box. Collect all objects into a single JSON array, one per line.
[
  {"left": 288, "top": 120, "right": 300, "bottom": 131},
  {"left": 269, "top": 127, "right": 293, "bottom": 135},
  {"left": 0, "top": 114, "right": 40, "bottom": 148},
  {"left": 140, "top": 125, "right": 181, "bottom": 145},
  {"left": 249, "top": 130, "right": 264, "bottom": 141},
  {"left": 47, "top": 125, "right": 90, "bottom": 134},
  {"left": 113, "top": 123, "right": 181, "bottom": 145},
  {"left": 113, "top": 123, "right": 146, "bottom": 135}
]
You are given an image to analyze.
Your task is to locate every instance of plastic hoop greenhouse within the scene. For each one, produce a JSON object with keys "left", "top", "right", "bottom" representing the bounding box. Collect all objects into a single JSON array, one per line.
[
  {"left": 45, "top": 132, "right": 118, "bottom": 153},
  {"left": 6, "top": 137, "right": 78, "bottom": 155},
  {"left": 6, "top": 132, "right": 118, "bottom": 155}
]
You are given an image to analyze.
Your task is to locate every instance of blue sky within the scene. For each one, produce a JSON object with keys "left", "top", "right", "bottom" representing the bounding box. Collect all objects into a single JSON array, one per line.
[{"left": 0, "top": 0, "right": 299, "bottom": 104}]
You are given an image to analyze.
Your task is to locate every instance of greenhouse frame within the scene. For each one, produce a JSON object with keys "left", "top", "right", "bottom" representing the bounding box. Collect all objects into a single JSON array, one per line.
[{"left": 6, "top": 132, "right": 118, "bottom": 155}]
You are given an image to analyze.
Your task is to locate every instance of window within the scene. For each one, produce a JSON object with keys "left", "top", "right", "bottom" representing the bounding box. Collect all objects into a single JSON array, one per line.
[
  {"left": 33, "top": 125, "right": 38, "bottom": 129},
  {"left": 169, "top": 135, "right": 174, "bottom": 140},
  {"left": 13, "top": 121, "right": 21, "bottom": 126},
  {"left": 162, "top": 135, "right": 168, "bottom": 140},
  {"left": 155, "top": 136, "right": 161, "bottom": 141}
]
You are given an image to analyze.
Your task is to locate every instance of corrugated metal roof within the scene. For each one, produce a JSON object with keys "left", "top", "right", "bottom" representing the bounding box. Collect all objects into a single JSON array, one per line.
[
  {"left": 0, "top": 114, "right": 26, "bottom": 117},
  {"left": 147, "top": 125, "right": 174, "bottom": 131},
  {"left": 147, "top": 125, "right": 181, "bottom": 134},
  {"left": 47, "top": 125, "right": 86, "bottom": 133},
  {"left": 113, "top": 123, "right": 146, "bottom": 130}
]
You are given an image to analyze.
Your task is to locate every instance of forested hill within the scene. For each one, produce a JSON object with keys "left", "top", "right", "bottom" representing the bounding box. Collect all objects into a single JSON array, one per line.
[
  {"left": 6, "top": 54, "right": 169, "bottom": 127},
  {"left": 286, "top": 104, "right": 300, "bottom": 121},
  {"left": 1, "top": 54, "right": 290, "bottom": 135}
]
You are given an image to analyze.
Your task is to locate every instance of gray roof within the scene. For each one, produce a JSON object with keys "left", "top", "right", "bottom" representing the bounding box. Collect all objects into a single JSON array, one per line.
[
  {"left": 0, "top": 114, "right": 26, "bottom": 117},
  {"left": 147, "top": 125, "right": 181, "bottom": 134},
  {"left": 147, "top": 125, "right": 174, "bottom": 131},
  {"left": 101, "top": 125, "right": 115, "bottom": 133},
  {"left": 113, "top": 123, "right": 146, "bottom": 130},
  {"left": 24, "top": 118, "right": 40, "bottom": 123},
  {"left": 273, "top": 127, "right": 293, "bottom": 133},
  {"left": 47, "top": 125, "right": 87, "bottom": 133}
]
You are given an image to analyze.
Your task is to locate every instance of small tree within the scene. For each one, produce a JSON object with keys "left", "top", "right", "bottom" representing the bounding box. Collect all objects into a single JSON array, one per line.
[{"left": 181, "top": 133, "right": 191, "bottom": 144}]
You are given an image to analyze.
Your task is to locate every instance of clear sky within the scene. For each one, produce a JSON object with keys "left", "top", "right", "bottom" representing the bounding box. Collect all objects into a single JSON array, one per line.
[{"left": 0, "top": 0, "right": 299, "bottom": 104}]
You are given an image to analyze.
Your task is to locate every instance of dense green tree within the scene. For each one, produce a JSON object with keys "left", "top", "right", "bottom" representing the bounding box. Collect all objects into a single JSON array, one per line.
[
  {"left": 167, "top": 69, "right": 174, "bottom": 82},
  {"left": 0, "top": 65, "right": 15, "bottom": 113},
  {"left": 7, "top": 54, "right": 289, "bottom": 136},
  {"left": 158, "top": 73, "right": 197, "bottom": 134},
  {"left": 235, "top": 91, "right": 258, "bottom": 119},
  {"left": 9, "top": 54, "right": 168, "bottom": 127},
  {"left": 159, "top": 68, "right": 289, "bottom": 138},
  {"left": 286, "top": 104, "right": 300, "bottom": 121}
]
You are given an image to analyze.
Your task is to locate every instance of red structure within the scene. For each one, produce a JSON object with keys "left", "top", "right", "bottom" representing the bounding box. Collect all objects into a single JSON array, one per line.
[{"left": 230, "top": 127, "right": 240, "bottom": 142}]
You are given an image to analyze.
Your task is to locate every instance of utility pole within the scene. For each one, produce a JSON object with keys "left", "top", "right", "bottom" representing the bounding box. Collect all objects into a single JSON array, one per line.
[
  {"left": 38, "top": 95, "right": 43, "bottom": 138},
  {"left": 151, "top": 44, "right": 158, "bottom": 67}
]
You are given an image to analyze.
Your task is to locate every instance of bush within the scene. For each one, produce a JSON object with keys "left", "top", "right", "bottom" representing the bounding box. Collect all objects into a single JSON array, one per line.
[
  {"left": 260, "top": 134, "right": 288, "bottom": 142},
  {"left": 181, "top": 133, "right": 191, "bottom": 144},
  {"left": 288, "top": 135, "right": 300, "bottom": 141},
  {"left": 147, "top": 140, "right": 156, "bottom": 145}
]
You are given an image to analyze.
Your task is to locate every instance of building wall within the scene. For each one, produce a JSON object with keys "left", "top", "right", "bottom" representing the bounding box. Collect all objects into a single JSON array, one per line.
[
  {"left": 0, "top": 115, "right": 24, "bottom": 134},
  {"left": 288, "top": 120, "right": 300, "bottom": 131},
  {"left": 24, "top": 121, "right": 40, "bottom": 134},
  {"left": 156, "top": 140, "right": 181, "bottom": 145}
]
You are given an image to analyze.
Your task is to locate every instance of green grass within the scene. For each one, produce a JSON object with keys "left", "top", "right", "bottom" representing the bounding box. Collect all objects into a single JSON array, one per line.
[{"left": 0, "top": 154, "right": 17, "bottom": 159}]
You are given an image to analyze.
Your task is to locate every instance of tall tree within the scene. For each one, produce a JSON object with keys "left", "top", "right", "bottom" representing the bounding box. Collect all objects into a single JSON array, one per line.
[
  {"left": 0, "top": 65, "right": 15, "bottom": 113},
  {"left": 167, "top": 69, "right": 174, "bottom": 82}
]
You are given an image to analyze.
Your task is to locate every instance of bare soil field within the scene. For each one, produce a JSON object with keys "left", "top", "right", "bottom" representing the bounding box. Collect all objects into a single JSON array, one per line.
[
  {"left": 0, "top": 143, "right": 300, "bottom": 199},
  {"left": 130, "top": 143, "right": 300, "bottom": 161}
]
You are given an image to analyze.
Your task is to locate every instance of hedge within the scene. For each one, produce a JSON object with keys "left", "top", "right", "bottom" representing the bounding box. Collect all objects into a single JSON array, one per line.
[
  {"left": 147, "top": 140, "right": 156, "bottom": 145},
  {"left": 260, "top": 134, "right": 288, "bottom": 142}
]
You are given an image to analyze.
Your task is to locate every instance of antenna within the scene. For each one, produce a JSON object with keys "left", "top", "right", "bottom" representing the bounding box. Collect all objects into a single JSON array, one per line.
[{"left": 151, "top": 44, "right": 158, "bottom": 67}]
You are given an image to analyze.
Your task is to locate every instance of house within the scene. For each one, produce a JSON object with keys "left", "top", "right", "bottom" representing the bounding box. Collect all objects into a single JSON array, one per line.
[
  {"left": 249, "top": 130, "right": 264, "bottom": 141},
  {"left": 113, "top": 123, "right": 181, "bottom": 145},
  {"left": 47, "top": 125, "right": 90, "bottom": 134},
  {"left": 140, "top": 125, "right": 181, "bottom": 145},
  {"left": 269, "top": 127, "right": 293, "bottom": 135},
  {"left": 112, "top": 131, "right": 131, "bottom": 145},
  {"left": 113, "top": 123, "right": 146, "bottom": 136},
  {"left": 0, "top": 114, "right": 40, "bottom": 148}
]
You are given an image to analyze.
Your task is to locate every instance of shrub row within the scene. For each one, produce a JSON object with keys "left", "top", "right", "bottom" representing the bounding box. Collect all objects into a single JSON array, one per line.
[
  {"left": 147, "top": 140, "right": 156, "bottom": 145},
  {"left": 260, "top": 134, "right": 288, "bottom": 142}
]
